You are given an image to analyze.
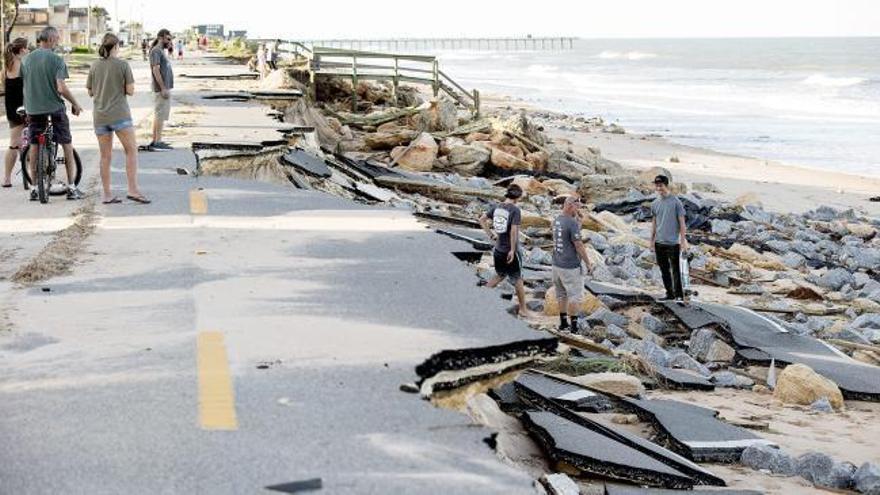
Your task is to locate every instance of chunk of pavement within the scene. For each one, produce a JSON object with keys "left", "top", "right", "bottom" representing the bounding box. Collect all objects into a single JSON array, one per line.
[
  {"left": 796, "top": 452, "right": 856, "bottom": 490},
  {"left": 711, "top": 219, "right": 734, "bottom": 236},
  {"left": 773, "top": 363, "right": 844, "bottom": 410},
  {"left": 654, "top": 367, "right": 715, "bottom": 391},
  {"left": 539, "top": 473, "right": 580, "bottom": 495},
  {"left": 514, "top": 370, "right": 614, "bottom": 413},
  {"left": 265, "top": 478, "right": 323, "bottom": 493},
  {"left": 621, "top": 396, "right": 776, "bottom": 463},
  {"left": 520, "top": 410, "right": 713, "bottom": 489},
  {"left": 641, "top": 314, "right": 668, "bottom": 334},
  {"left": 810, "top": 396, "right": 834, "bottom": 413},
  {"left": 668, "top": 351, "right": 711, "bottom": 377},
  {"left": 818, "top": 268, "right": 856, "bottom": 291},
  {"left": 854, "top": 462, "right": 880, "bottom": 495},
  {"left": 587, "top": 308, "right": 630, "bottom": 328},
  {"left": 488, "top": 382, "right": 526, "bottom": 413},
  {"left": 604, "top": 486, "right": 762, "bottom": 495},
  {"left": 711, "top": 371, "right": 754, "bottom": 389},
  {"left": 599, "top": 295, "right": 628, "bottom": 310},
  {"left": 566, "top": 372, "right": 645, "bottom": 397},
  {"left": 740, "top": 444, "right": 797, "bottom": 476}
]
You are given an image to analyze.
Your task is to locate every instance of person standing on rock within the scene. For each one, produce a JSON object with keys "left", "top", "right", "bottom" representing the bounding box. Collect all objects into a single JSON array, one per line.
[
  {"left": 479, "top": 184, "right": 531, "bottom": 317},
  {"left": 147, "top": 29, "right": 174, "bottom": 152},
  {"left": 552, "top": 195, "right": 593, "bottom": 332},
  {"left": 87, "top": 33, "right": 149, "bottom": 205},
  {"left": 650, "top": 174, "right": 688, "bottom": 302}
]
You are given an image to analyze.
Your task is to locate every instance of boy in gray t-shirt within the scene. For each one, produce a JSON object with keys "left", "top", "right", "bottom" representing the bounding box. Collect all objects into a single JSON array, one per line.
[{"left": 650, "top": 174, "right": 688, "bottom": 301}]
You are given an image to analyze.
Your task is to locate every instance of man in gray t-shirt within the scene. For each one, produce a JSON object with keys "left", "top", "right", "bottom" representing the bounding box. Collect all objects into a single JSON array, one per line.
[
  {"left": 650, "top": 174, "right": 688, "bottom": 301},
  {"left": 148, "top": 29, "right": 174, "bottom": 151},
  {"left": 552, "top": 195, "right": 593, "bottom": 332}
]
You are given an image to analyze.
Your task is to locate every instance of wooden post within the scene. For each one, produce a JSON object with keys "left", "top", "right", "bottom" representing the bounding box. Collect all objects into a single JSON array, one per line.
[
  {"left": 351, "top": 55, "right": 358, "bottom": 112},
  {"left": 432, "top": 59, "right": 440, "bottom": 97},
  {"left": 473, "top": 89, "right": 481, "bottom": 119},
  {"left": 392, "top": 57, "right": 399, "bottom": 106}
]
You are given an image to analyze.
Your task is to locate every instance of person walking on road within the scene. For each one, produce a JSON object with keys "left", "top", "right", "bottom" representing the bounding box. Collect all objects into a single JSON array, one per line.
[
  {"left": 2, "top": 38, "right": 29, "bottom": 188},
  {"left": 147, "top": 29, "right": 174, "bottom": 152},
  {"left": 552, "top": 195, "right": 593, "bottom": 332},
  {"left": 479, "top": 184, "right": 532, "bottom": 317},
  {"left": 650, "top": 174, "right": 688, "bottom": 302},
  {"left": 175, "top": 39, "right": 184, "bottom": 60},
  {"left": 87, "top": 33, "right": 150, "bottom": 205},
  {"left": 256, "top": 43, "right": 267, "bottom": 79},
  {"left": 21, "top": 26, "right": 84, "bottom": 201},
  {"left": 140, "top": 39, "right": 148, "bottom": 61}
]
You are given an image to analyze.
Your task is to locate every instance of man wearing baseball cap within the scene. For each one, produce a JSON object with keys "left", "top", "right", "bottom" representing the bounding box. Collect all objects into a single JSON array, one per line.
[
  {"left": 650, "top": 174, "right": 688, "bottom": 301},
  {"left": 479, "top": 184, "right": 530, "bottom": 317},
  {"left": 552, "top": 195, "right": 593, "bottom": 332}
]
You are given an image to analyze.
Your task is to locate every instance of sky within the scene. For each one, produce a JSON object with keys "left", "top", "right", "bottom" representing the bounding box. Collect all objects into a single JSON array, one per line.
[{"left": 21, "top": 0, "right": 880, "bottom": 39}]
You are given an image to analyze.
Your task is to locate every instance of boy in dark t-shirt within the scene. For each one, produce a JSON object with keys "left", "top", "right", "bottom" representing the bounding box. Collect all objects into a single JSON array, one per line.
[{"left": 479, "top": 184, "right": 531, "bottom": 317}]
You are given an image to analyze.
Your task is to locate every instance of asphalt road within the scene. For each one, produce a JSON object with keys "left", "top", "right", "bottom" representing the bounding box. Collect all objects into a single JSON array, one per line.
[{"left": 0, "top": 58, "right": 540, "bottom": 494}]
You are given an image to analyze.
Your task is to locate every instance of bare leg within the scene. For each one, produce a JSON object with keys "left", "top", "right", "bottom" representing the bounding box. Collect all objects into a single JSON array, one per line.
[
  {"left": 485, "top": 275, "right": 505, "bottom": 289},
  {"left": 152, "top": 114, "right": 164, "bottom": 144},
  {"left": 515, "top": 279, "right": 529, "bottom": 316},
  {"left": 566, "top": 300, "right": 581, "bottom": 317},
  {"left": 61, "top": 143, "right": 76, "bottom": 186},
  {"left": 115, "top": 127, "right": 143, "bottom": 198},
  {"left": 27, "top": 141, "right": 37, "bottom": 188},
  {"left": 96, "top": 133, "right": 114, "bottom": 201},
  {"left": 4, "top": 125, "right": 23, "bottom": 186}
]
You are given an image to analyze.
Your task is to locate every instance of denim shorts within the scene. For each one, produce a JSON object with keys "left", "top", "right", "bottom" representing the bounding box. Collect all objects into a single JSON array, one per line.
[{"left": 94, "top": 119, "right": 134, "bottom": 136}]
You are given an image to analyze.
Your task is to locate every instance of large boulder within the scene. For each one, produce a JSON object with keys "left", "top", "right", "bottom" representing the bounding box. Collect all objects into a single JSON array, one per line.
[
  {"left": 510, "top": 176, "right": 550, "bottom": 197},
  {"left": 818, "top": 268, "right": 856, "bottom": 291},
  {"left": 541, "top": 179, "right": 577, "bottom": 196},
  {"left": 796, "top": 452, "right": 856, "bottom": 490},
  {"left": 543, "top": 287, "right": 604, "bottom": 316},
  {"left": 566, "top": 372, "right": 645, "bottom": 397},
  {"left": 390, "top": 132, "right": 438, "bottom": 172},
  {"left": 416, "top": 99, "right": 458, "bottom": 132},
  {"left": 364, "top": 129, "right": 418, "bottom": 150},
  {"left": 445, "top": 143, "right": 490, "bottom": 176},
  {"left": 482, "top": 143, "right": 532, "bottom": 171},
  {"left": 546, "top": 151, "right": 596, "bottom": 181},
  {"left": 578, "top": 174, "right": 639, "bottom": 202},
  {"left": 740, "top": 445, "right": 797, "bottom": 476},
  {"left": 525, "top": 151, "right": 550, "bottom": 172},
  {"left": 637, "top": 166, "right": 673, "bottom": 184},
  {"left": 773, "top": 363, "right": 844, "bottom": 410}
]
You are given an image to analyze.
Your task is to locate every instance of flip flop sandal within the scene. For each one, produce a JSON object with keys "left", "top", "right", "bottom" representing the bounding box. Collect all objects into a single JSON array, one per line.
[
  {"left": 2, "top": 183, "right": 11, "bottom": 188},
  {"left": 102, "top": 197, "right": 122, "bottom": 204},
  {"left": 127, "top": 195, "right": 152, "bottom": 204}
]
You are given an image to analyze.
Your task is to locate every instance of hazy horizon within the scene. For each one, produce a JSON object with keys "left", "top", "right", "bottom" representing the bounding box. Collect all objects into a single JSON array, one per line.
[{"left": 17, "top": 0, "right": 880, "bottom": 39}]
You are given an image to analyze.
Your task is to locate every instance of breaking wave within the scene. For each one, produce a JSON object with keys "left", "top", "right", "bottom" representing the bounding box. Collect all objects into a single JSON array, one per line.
[
  {"left": 802, "top": 74, "right": 866, "bottom": 87},
  {"left": 597, "top": 50, "right": 657, "bottom": 61}
]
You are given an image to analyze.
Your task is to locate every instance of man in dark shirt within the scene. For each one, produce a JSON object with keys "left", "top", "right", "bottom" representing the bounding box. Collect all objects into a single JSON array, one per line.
[
  {"left": 552, "top": 195, "right": 593, "bottom": 332},
  {"left": 479, "top": 184, "right": 530, "bottom": 317},
  {"left": 650, "top": 174, "right": 688, "bottom": 301}
]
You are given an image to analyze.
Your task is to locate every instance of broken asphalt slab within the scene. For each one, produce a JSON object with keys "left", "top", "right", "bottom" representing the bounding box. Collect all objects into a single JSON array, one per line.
[
  {"left": 522, "top": 411, "right": 702, "bottom": 489},
  {"left": 514, "top": 370, "right": 614, "bottom": 413},
  {"left": 586, "top": 281, "right": 657, "bottom": 304},
  {"left": 604, "top": 485, "right": 763, "bottom": 495},
  {"left": 653, "top": 367, "right": 715, "bottom": 391},
  {"left": 280, "top": 149, "right": 332, "bottom": 178},
  {"left": 677, "top": 302, "right": 880, "bottom": 400},
  {"left": 619, "top": 396, "right": 776, "bottom": 462}
]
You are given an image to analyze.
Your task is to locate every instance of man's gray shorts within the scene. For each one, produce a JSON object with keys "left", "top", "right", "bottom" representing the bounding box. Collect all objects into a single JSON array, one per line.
[
  {"left": 552, "top": 266, "right": 584, "bottom": 302},
  {"left": 153, "top": 92, "right": 171, "bottom": 121}
]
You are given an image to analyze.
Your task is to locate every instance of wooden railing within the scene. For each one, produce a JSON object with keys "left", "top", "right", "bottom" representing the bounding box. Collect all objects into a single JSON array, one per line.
[{"left": 307, "top": 47, "right": 480, "bottom": 117}]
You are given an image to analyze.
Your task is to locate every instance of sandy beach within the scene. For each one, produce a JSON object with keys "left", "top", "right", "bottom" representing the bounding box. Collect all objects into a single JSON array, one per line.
[{"left": 484, "top": 94, "right": 880, "bottom": 217}]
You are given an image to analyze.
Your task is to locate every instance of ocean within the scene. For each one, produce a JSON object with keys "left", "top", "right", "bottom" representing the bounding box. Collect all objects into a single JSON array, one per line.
[{"left": 429, "top": 37, "right": 880, "bottom": 177}]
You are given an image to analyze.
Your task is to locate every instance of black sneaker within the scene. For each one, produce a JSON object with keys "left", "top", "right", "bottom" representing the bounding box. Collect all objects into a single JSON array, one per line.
[
  {"left": 67, "top": 187, "right": 84, "bottom": 200},
  {"left": 658, "top": 296, "right": 675, "bottom": 302},
  {"left": 29, "top": 189, "right": 38, "bottom": 201},
  {"left": 153, "top": 141, "right": 174, "bottom": 150}
]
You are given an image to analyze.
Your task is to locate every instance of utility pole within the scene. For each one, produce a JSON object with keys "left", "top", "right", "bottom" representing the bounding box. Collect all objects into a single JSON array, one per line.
[
  {"left": 86, "top": 0, "right": 91, "bottom": 51},
  {"left": 1, "top": 0, "right": 5, "bottom": 75}
]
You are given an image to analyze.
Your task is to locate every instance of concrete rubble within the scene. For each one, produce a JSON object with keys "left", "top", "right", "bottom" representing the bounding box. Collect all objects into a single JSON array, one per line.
[{"left": 195, "top": 65, "right": 880, "bottom": 494}]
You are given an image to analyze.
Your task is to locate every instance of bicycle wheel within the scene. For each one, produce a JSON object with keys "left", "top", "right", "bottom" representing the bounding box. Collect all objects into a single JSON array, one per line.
[
  {"left": 36, "top": 144, "right": 49, "bottom": 204},
  {"left": 21, "top": 146, "right": 82, "bottom": 187}
]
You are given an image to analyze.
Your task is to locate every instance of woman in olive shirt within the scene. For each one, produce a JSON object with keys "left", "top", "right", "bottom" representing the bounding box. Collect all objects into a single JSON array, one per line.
[{"left": 87, "top": 33, "right": 150, "bottom": 204}]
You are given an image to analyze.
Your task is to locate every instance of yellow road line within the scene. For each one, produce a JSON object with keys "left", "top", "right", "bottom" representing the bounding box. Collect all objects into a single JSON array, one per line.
[
  {"left": 197, "top": 332, "right": 238, "bottom": 430},
  {"left": 190, "top": 190, "right": 208, "bottom": 215}
]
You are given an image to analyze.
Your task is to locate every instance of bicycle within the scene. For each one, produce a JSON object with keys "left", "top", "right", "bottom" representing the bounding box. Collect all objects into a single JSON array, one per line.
[{"left": 17, "top": 108, "right": 82, "bottom": 203}]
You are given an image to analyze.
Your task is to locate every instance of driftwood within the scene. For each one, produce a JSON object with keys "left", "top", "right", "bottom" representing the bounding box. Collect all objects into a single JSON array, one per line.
[
  {"left": 544, "top": 328, "right": 614, "bottom": 356},
  {"left": 435, "top": 119, "right": 492, "bottom": 139},
  {"left": 333, "top": 106, "right": 421, "bottom": 128},
  {"left": 828, "top": 339, "right": 880, "bottom": 354},
  {"left": 373, "top": 176, "right": 504, "bottom": 203}
]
